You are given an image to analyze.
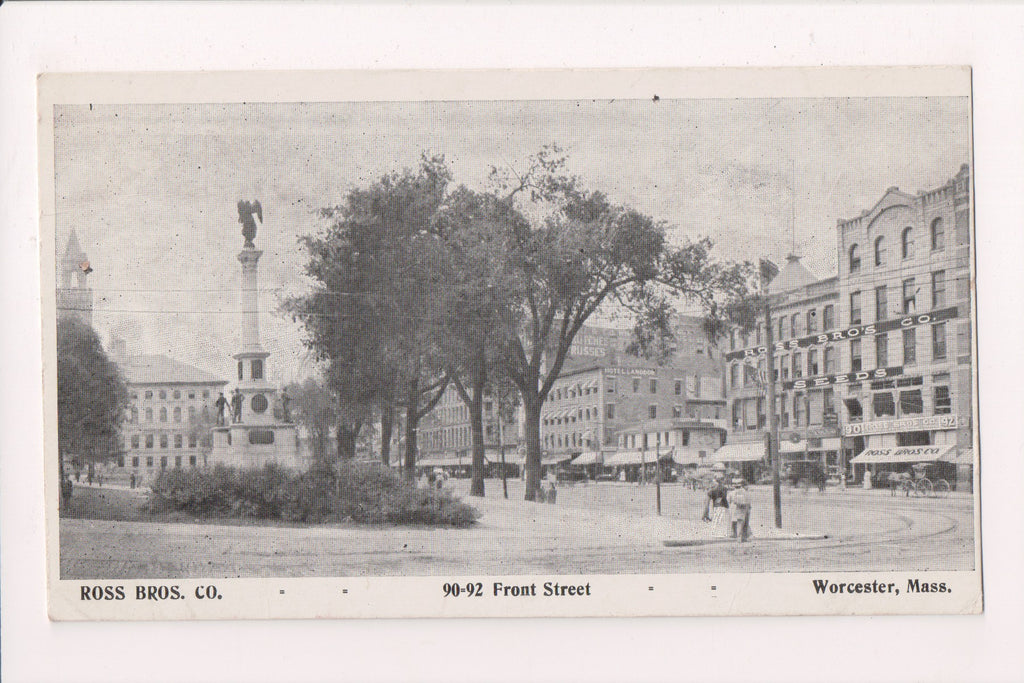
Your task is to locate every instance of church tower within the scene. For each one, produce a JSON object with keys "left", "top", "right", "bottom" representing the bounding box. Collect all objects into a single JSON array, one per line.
[
  {"left": 209, "top": 204, "right": 299, "bottom": 469},
  {"left": 57, "top": 229, "right": 94, "bottom": 326}
]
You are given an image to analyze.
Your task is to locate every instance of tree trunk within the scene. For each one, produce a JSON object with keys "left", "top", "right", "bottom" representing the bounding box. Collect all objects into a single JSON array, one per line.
[
  {"left": 523, "top": 395, "right": 542, "bottom": 501},
  {"left": 380, "top": 403, "right": 394, "bottom": 466},
  {"left": 469, "top": 392, "right": 485, "bottom": 497},
  {"left": 337, "top": 423, "right": 357, "bottom": 460},
  {"left": 403, "top": 404, "right": 418, "bottom": 482}
]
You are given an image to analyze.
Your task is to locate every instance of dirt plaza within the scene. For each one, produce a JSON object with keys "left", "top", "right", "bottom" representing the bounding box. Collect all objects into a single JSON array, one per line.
[{"left": 60, "top": 479, "right": 974, "bottom": 579}]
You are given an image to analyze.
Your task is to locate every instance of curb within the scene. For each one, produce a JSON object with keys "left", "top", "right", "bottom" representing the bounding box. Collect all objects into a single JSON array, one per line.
[{"left": 663, "top": 534, "right": 830, "bottom": 547}]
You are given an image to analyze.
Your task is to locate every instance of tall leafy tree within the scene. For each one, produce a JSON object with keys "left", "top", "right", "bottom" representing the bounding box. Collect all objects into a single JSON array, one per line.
[
  {"left": 287, "top": 155, "right": 452, "bottom": 478},
  {"left": 490, "top": 147, "right": 754, "bottom": 500},
  {"left": 284, "top": 377, "right": 339, "bottom": 463},
  {"left": 57, "top": 317, "right": 128, "bottom": 506},
  {"left": 434, "top": 187, "right": 525, "bottom": 496}
]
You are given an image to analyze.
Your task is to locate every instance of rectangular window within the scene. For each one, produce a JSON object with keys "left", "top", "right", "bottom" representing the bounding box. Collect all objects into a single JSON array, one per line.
[
  {"left": 823, "top": 387, "right": 835, "bottom": 420},
  {"left": 844, "top": 397, "right": 863, "bottom": 422},
  {"left": 607, "top": 379, "right": 615, "bottom": 393},
  {"left": 900, "top": 389, "right": 924, "bottom": 415},
  {"left": 808, "top": 349, "right": 819, "bottom": 376},
  {"left": 850, "top": 339, "right": 862, "bottom": 372},
  {"left": 806, "top": 309, "right": 817, "bottom": 334},
  {"left": 902, "top": 277, "right": 917, "bottom": 314},
  {"left": 146, "top": 456, "right": 153, "bottom": 467},
  {"left": 850, "top": 291, "right": 862, "bottom": 325},
  {"left": 823, "top": 305, "right": 835, "bottom": 330},
  {"left": 145, "top": 434, "right": 154, "bottom": 448},
  {"left": 144, "top": 390, "right": 153, "bottom": 399},
  {"left": 650, "top": 379, "right": 657, "bottom": 394},
  {"left": 251, "top": 359, "right": 264, "bottom": 380},
  {"left": 903, "top": 328, "right": 917, "bottom": 365},
  {"left": 202, "top": 390, "right": 210, "bottom": 399},
  {"left": 778, "top": 317, "right": 786, "bottom": 340},
  {"left": 792, "top": 352, "right": 803, "bottom": 378},
  {"left": 672, "top": 405, "right": 682, "bottom": 418},
  {"left": 674, "top": 380, "right": 682, "bottom": 395},
  {"left": 160, "top": 456, "right": 168, "bottom": 469},
  {"left": 793, "top": 394, "right": 804, "bottom": 427},
  {"left": 730, "top": 364, "right": 740, "bottom": 388},
  {"left": 159, "top": 434, "right": 168, "bottom": 449},
  {"left": 932, "top": 322, "right": 947, "bottom": 360},
  {"left": 131, "top": 434, "right": 140, "bottom": 449},
  {"left": 875, "top": 285, "right": 887, "bottom": 321},
  {"left": 875, "top": 333, "right": 888, "bottom": 368},
  {"left": 159, "top": 390, "right": 166, "bottom": 399},
  {"left": 175, "top": 456, "right": 182, "bottom": 468},
  {"left": 189, "top": 456, "right": 197, "bottom": 466},
  {"left": 632, "top": 379, "right": 639, "bottom": 393},
  {"left": 132, "top": 456, "right": 139, "bottom": 467},
  {"left": 757, "top": 397, "right": 766, "bottom": 429},
  {"left": 824, "top": 347, "right": 836, "bottom": 374},
  {"left": 732, "top": 402, "right": 742, "bottom": 430},
  {"left": 174, "top": 434, "right": 183, "bottom": 449},
  {"left": 932, "top": 271, "right": 946, "bottom": 309},
  {"left": 873, "top": 392, "right": 896, "bottom": 417},
  {"left": 779, "top": 354, "right": 789, "bottom": 380},
  {"left": 605, "top": 404, "right": 615, "bottom": 420},
  {"left": 934, "top": 385, "right": 952, "bottom": 414},
  {"left": 188, "top": 391, "right": 195, "bottom": 399},
  {"left": 189, "top": 433, "right": 198, "bottom": 448},
  {"left": 648, "top": 404, "right": 657, "bottom": 419}
]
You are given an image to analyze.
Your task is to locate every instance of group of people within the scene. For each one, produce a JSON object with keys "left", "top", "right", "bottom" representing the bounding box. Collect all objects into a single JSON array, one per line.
[{"left": 701, "top": 476, "right": 752, "bottom": 542}]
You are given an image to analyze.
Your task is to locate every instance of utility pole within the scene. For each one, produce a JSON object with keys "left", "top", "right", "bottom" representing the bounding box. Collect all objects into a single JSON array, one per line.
[
  {"left": 762, "top": 260, "right": 783, "bottom": 528},
  {"left": 497, "top": 413, "right": 508, "bottom": 499},
  {"left": 655, "top": 432, "right": 662, "bottom": 516}
]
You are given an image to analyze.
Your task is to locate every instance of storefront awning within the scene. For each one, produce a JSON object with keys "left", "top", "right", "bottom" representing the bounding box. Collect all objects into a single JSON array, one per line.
[
  {"left": 418, "top": 455, "right": 467, "bottom": 467},
  {"left": 713, "top": 442, "right": 765, "bottom": 463},
  {"left": 605, "top": 450, "right": 671, "bottom": 466},
  {"left": 946, "top": 448, "right": 975, "bottom": 466},
  {"left": 779, "top": 437, "right": 842, "bottom": 454},
  {"left": 850, "top": 444, "right": 956, "bottom": 465},
  {"left": 672, "top": 448, "right": 712, "bottom": 466},
  {"left": 571, "top": 451, "right": 603, "bottom": 466}
]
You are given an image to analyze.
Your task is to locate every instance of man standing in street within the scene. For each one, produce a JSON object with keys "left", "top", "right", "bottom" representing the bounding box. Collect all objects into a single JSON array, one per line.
[{"left": 727, "top": 480, "right": 752, "bottom": 542}]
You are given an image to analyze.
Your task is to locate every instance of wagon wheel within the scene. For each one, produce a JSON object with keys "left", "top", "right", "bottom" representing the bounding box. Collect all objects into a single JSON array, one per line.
[
  {"left": 916, "top": 478, "right": 934, "bottom": 497},
  {"left": 933, "top": 479, "right": 951, "bottom": 497}
]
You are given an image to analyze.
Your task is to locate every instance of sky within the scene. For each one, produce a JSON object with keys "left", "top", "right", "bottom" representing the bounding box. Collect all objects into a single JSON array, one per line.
[{"left": 53, "top": 97, "right": 970, "bottom": 385}]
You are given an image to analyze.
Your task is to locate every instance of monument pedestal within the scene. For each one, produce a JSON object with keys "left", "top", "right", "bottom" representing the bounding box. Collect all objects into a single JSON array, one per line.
[{"left": 206, "top": 235, "right": 300, "bottom": 470}]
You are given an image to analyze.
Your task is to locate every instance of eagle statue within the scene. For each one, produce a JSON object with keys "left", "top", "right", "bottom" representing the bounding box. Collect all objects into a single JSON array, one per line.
[{"left": 237, "top": 199, "right": 263, "bottom": 248}]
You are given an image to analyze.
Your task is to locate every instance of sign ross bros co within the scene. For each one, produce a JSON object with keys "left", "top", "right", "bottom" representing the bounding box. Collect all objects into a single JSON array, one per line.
[{"left": 726, "top": 306, "right": 958, "bottom": 362}]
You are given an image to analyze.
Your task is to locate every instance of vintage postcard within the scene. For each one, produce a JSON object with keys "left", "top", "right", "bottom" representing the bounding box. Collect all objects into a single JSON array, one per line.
[{"left": 40, "top": 68, "right": 981, "bottom": 620}]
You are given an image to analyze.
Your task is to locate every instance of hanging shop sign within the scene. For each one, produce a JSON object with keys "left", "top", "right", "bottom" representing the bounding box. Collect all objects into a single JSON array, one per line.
[
  {"left": 725, "top": 306, "right": 959, "bottom": 361},
  {"left": 783, "top": 366, "right": 903, "bottom": 391},
  {"left": 841, "top": 414, "right": 960, "bottom": 436}
]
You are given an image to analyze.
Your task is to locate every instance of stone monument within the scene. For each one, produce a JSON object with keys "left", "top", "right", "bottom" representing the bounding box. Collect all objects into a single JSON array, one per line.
[{"left": 209, "top": 201, "right": 299, "bottom": 469}]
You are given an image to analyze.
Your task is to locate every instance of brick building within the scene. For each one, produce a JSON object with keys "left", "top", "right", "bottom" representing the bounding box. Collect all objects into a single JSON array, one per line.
[{"left": 837, "top": 165, "right": 973, "bottom": 487}]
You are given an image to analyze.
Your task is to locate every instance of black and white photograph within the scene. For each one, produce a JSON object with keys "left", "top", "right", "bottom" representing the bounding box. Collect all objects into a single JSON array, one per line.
[{"left": 41, "top": 68, "right": 980, "bottom": 620}]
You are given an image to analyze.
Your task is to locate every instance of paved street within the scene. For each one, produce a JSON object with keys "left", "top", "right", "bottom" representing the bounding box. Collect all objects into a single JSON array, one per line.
[{"left": 60, "top": 480, "right": 975, "bottom": 579}]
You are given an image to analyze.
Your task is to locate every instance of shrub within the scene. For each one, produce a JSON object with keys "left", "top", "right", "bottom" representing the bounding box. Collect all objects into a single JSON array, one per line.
[{"left": 147, "top": 461, "right": 479, "bottom": 527}]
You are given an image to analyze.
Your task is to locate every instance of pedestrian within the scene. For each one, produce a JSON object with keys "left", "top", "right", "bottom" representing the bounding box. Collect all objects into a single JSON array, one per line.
[
  {"left": 727, "top": 480, "right": 751, "bottom": 542},
  {"left": 536, "top": 485, "right": 546, "bottom": 503},
  {"left": 87, "top": 467, "right": 93, "bottom": 486},
  {"left": 702, "top": 477, "right": 728, "bottom": 522},
  {"left": 547, "top": 481, "right": 558, "bottom": 504},
  {"left": 96, "top": 472, "right": 102, "bottom": 488},
  {"left": 130, "top": 472, "right": 136, "bottom": 489},
  {"left": 214, "top": 392, "right": 228, "bottom": 426},
  {"left": 61, "top": 475, "right": 73, "bottom": 508}
]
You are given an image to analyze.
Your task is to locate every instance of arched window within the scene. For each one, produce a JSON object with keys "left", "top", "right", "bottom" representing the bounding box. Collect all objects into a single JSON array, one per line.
[
  {"left": 874, "top": 236, "right": 886, "bottom": 266},
  {"left": 145, "top": 407, "right": 153, "bottom": 422},
  {"left": 791, "top": 313, "right": 801, "bottom": 337},
  {"left": 173, "top": 407, "right": 182, "bottom": 423},
  {"left": 930, "top": 217, "right": 944, "bottom": 251},
  {"left": 849, "top": 244, "right": 861, "bottom": 273},
  {"left": 902, "top": 227, "right": 914, "bottom": 259},
  {"left": 159, "top": 407, "right": 167, "bottom": 422}
]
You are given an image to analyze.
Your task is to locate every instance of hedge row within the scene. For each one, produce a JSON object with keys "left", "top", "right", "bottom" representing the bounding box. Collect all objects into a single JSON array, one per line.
[{"left": 148, "top": 461, "right": 479, "bottom": 527}]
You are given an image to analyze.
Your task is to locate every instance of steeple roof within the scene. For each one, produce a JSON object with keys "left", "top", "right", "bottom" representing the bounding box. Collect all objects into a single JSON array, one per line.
[
  {"left": 768, "top": 254, "right": 817, "bottom": 295},
  {"left": 62, "top": 229, "right": 86, "bottom": 263}
]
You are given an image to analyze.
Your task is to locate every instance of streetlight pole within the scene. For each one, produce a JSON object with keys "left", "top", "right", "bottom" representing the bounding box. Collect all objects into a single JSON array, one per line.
[{"left": 762, "top": 262, "right": 783, "bottom": 528}]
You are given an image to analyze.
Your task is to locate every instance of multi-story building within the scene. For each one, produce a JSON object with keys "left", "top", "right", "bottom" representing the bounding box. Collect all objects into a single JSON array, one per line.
[
  {"left": 111, "top": 338, "right": 228, "bottom": 482},
  {"left": 417, "top": 384, "right": 517, "bottom": 473},
  {"left": 837, "top": 165, "right": 973, "bottom": 488},
  {"left": 719, "top": 165, "right": 974, "bottom": 489},
  {"left": 721, "top": 257, "right": 842, "bottom": 477}
]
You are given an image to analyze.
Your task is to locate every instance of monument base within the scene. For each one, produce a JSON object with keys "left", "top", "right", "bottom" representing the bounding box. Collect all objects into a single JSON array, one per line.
[{"left": 209, "top": 423, "right": 301, "bottom": 470}]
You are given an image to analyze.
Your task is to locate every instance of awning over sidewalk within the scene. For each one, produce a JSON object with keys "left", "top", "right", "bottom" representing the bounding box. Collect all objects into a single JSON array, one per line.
[
  {"left": 570, "top": 451, "right": 603, "bottom": 466},
  {"left": 947, "top": 448, "right": 975, "bottom": 466},
  {"left": 604, "top": 450, "right": 669, "bottom": 466},
  {"left": 671, "top": 448, "right": 712, "bottom": 466},
  {"left": 849, "top": 444, "right": 956, "bottom": 465},
  {"left": 712, "top": 442, "right": 765, "bottom": 463}
]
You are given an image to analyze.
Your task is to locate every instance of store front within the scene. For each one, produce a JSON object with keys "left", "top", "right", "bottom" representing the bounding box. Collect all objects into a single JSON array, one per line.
[
  {"left": 712, "top": 441, "right": 765, "bottom": 483},
  {"left": 849, "top": 444, "right": 959, "bottom": 489}
]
